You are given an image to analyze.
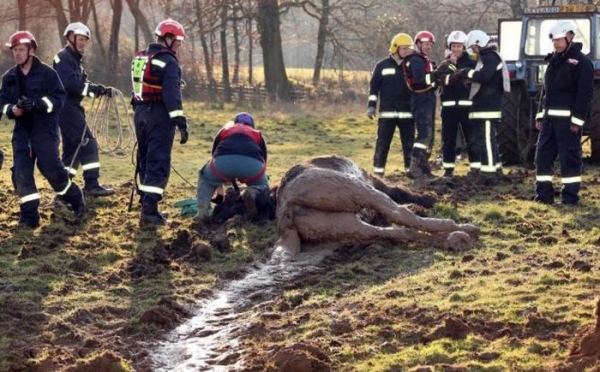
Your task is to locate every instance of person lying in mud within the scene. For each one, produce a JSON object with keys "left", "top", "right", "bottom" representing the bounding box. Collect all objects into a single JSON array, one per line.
[
  {"left": 195, "top": 112, "right": 269, "bottom": 221},
  {"left": 212, "top": 155, "right": 480, "bottom": 255}
]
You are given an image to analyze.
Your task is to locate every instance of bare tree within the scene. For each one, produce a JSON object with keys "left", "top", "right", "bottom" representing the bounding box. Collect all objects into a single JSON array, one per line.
[
  {"left": 220, "top": 0, "right": 232, "bottom": 102},
  {"left": 126, "top": 0, "right": 153, "bottom": 51},
  {"left": 18, "top": 0, "right": 27, "bottom": 29},
  {"left": 257, "top": 0, "right": 291, "bottom": 102}
]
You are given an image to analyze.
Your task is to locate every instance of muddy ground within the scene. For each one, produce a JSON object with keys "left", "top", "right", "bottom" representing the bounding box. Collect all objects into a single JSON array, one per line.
[{"left": 1, "top": 169, "right": 599, "bottom": 372}]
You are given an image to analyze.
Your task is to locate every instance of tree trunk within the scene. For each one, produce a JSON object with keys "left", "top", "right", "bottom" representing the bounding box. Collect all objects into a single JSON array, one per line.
[
  {"left": 257, "top": 0, "right": 291, "bottom": 102},
  {"left": 195, "top": 0, "right": 218, "bottom": 103},
  {"left": 108, "top": 0, "right": 123, "bottom": 85},
  {"left": 18, "top": 0, "right": 27, "bottom": 29},
  {"left": 312, "top": 0, "right": 330, "bottom": 86},
  {"left": 247, "top": 3, "right": 254, "bottom": 86},
  {"left": 46, "top": 0, "right": 69, "bottom": 43},
  {"left": 91, "top": 1, "right": 107, "bottom": 61},
  {"left": 220, "top": 0, "right": 232, "bottom": 102},
  {"left": 232, "top": 1, "right": 241, "bottom": 85},
  {"left": 125, "top": 0, "right": 153, "bottom": 51}
]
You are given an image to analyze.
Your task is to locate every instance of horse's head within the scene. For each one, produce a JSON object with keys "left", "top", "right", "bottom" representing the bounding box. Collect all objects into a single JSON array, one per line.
[{"left": 211, "top": 186, "right": 277, "bottom": 224}]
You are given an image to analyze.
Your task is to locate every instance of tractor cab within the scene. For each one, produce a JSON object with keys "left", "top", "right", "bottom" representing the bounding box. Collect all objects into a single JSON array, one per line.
[{"left": 498, "top": 4, "right": 600, "bottom": 165}]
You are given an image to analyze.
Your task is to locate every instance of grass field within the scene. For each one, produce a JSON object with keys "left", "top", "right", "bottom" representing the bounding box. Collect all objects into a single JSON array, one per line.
[{"left": 0, "top": 100, "right": 599, "bottom": 371}]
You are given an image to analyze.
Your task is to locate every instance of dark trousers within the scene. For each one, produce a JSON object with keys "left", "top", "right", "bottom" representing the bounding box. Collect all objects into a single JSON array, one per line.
[
  {"left": 535, "top": 118, "right": 582, "bottom": 204},
  {"left": 373, "top": 118, "right": 415, "bottom": 171},
  {"left": 59, "top": 103, "right": 101, "bottom": 188},
  {"left": 134, "top": 104, "right": 175, "bottom": 213},
  {"left": 441, "top": 106, "right": 478, "bottom": 170},
  {"left": 12, "top": 122, "right": 79, "bottom": 223},
  {"left": 410, "top": 91, "right": 436, "bottom": 152},
  {"left": 471, "top": 118, "right": 500, "bottom": 175}
]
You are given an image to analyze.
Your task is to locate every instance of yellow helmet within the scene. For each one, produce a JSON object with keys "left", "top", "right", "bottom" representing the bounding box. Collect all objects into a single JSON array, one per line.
[{"left": 389, "top": 33, "right": 414, "bottom": 54}]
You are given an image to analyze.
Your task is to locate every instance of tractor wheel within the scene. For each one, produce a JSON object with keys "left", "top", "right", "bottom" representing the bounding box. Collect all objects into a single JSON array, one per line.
[
  {"left": 498, "top": 83, "right": 535, "bottom": 166},
  {"left": 586, "top": 83, "right": 600, "bottom": 163}
]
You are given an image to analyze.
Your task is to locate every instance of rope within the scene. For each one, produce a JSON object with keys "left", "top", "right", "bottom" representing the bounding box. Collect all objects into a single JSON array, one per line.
[{"left": 88, "top": 88, "right": 136, "bottom": 158}]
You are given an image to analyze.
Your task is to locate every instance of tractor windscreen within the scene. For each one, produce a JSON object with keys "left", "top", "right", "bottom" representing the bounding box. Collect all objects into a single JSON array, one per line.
[{"left": 524, "top": 18, "right": 591, "bottom": 56}]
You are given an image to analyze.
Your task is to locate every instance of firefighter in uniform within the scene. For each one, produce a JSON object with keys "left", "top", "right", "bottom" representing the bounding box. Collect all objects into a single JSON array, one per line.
[
  {"left": 131, "top": 19, "right": 189, "bottom": 225},
  {"left": 367, "top": 33, "right": 415, "bottom": 176},
  {"left": 401, "top": 30, "right": 437, "bottom": 179},
  {"left": 196, "top": 112, "right": 268, "bottom": 221},
  {"left": 534, "top": 21, "right": 593, "bottom": 205},
  {"left": 451, "top": 30, "right": 510, "bottom": 185},
  {"left": 0, "top": 31, "right": 85, "bottom": 228},
  {"left": 438, "top": 30, "right": 478, "bottom": 177},
  {"left": 53, "top": 22, "right": 115, "bottom": 196}
]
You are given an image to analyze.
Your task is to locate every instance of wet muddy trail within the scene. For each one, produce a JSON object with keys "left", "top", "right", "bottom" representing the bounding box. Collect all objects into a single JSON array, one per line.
[{"left": 150, "top": 246, "right": 336, "bottom": 371}]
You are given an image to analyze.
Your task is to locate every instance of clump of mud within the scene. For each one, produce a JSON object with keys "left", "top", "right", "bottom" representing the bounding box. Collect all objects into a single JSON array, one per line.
[
  {"left": 265, "top": 342, "right": 331, "bottom": 372},
  {"left": 557, "top": 298, "right": 600, "bottom": 372},
  {"left": 63, "top": 351, "right": 128, "bottom": 372}
]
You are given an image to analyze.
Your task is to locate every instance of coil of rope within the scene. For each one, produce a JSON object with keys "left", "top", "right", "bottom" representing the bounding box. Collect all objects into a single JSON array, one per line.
[{"left": 87, "top": 88, "right": 136, "bottom": 158}]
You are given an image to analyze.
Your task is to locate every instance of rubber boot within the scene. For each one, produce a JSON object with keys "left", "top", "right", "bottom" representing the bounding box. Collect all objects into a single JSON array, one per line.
[
  {"left": 61, "top": 184, "right": 86, "bottom": 219},
  {"left": 85, "top": 181, "right": 115, "bottom": 196},
  {"left": 194, "top": 201, "right": 212, "bottom": 222},
  {"left": 141, "top": 197, "right": 167, "bottom": 225},
  {"left": 406, "top": 155, "right": 423, "bottom": 179},
  {"left": 19, "top": 200, "right": 40, "bottom": 228},
  {"left": 241, "top": 187, "right": 260, "bottom": 220},
  {"left": 420, "top": 154, "right": 434, "bottom": 178}
]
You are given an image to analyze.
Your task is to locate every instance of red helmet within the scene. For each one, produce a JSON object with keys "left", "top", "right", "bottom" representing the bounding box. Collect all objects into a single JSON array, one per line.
[
  {"left": 415, "top": 30, "right": 435, "bottom": 44},
  {"left": 155, "top": 19, "right": 185, "bottom": 41},
  {"left": 6, "top": 31, "right": 37, "bottom": 50}
]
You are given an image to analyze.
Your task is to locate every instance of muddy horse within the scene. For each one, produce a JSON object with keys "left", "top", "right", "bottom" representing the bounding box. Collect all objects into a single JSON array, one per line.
[{"left": 212, "top": 155, "right": 480, "bottom": 255}]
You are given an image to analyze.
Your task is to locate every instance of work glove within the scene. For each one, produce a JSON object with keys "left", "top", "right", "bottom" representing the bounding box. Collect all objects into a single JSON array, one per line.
[
  {"left": 367, "top": 106, "right": 376, "bottom": 120},
  {"left": 449, "top": 68, "right": 470, "bottom": 85},
  {"left": 89, "top": 84, "right": 108, "bottom": 97},
  {"left": 16, "top": 97, "right": 45, "bottom": 113},
  {"left": 172, "top": 116, "right": 189, "bottom": 144}
]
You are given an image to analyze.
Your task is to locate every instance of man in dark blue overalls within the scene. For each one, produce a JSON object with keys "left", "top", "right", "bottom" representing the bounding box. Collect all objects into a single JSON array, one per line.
[
  {"left": 0, "top": 31, "right": 85, "bottom": 228},
  {"left": 402, "top": 30, "right": 437, "bottom": 179},
  {"left": 534, "top": 21, "right": 593, "bottom": 205},
  {"left": 131, "top": 19, "right": 189, "bottom": 225},
  {"left": 367, "top": 33, "right": 415, "bottom": 176},
  {"left": 53, "top": 22, "right": 114, "bottom": 196}
]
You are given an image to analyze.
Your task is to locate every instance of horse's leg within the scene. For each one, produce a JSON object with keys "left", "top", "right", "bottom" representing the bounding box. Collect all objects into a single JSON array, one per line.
[{"left": 293, "top": 211, "right": 471, "bottom": 249}]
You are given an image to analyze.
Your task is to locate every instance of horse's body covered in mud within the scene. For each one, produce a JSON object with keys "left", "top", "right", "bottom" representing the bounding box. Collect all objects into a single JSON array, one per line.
[{"left": 274, "top": 155, "right": 479, "bottom": 255}]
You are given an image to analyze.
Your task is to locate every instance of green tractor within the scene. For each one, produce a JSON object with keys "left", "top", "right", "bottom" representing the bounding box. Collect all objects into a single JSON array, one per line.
[{"left": 498, "top": 3, "right": 600, "bottom": 166}]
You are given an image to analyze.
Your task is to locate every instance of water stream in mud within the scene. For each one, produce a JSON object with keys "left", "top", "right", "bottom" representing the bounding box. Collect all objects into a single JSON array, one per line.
[{"left": 151, "top": 246, "right": 336, "bottom": 371}]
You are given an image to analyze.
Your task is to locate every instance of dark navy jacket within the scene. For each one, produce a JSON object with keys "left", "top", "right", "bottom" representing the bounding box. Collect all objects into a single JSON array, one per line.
[
  {"left": 136, "top": 43, "right": 184, "bottom": 120},
  {"left": 468, "top": 46, "right": 504, "bottom": 115},
  {"left": 440, "top": 51, "right": 477, "bottom": 105},
  {"left": 537, "top": 42, "right": 593, "bottom": 126},
  {"left": 367, "top": 56, "right": 412, "bottom": 115},
  {"left": 0, "top": 56, "right": 66, "bottom": 127},
  {"left": 53, "top": 46, "right": 93, "bottom": 106}
]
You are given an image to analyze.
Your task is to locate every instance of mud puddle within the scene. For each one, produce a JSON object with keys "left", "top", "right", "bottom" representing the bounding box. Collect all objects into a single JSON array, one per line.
[{"left": 151, "top": 245, "right": 337, "bottom": 371}]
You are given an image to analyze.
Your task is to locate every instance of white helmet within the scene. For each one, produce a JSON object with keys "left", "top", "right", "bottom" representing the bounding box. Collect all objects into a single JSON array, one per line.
[
  {"left": 549, "top": 20, "right": 576, "bottom": 40},
  {"left": 447, "top": 30, "right": 468, "bottom": 47},
  {"left": 64, "top": 22, "right": 91, "bottom": 39},
  {"left": 465, "top": 30, "right": 491, "bottom": 49}
]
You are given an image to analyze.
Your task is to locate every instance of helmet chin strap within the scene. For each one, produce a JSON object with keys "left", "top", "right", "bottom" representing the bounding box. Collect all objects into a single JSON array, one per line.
[
  {"left": 67, "top": 36, "right": 83, "bottom": 56},
  {"left": 19, "top": 46, "right": 33, "bottom": 68}
]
